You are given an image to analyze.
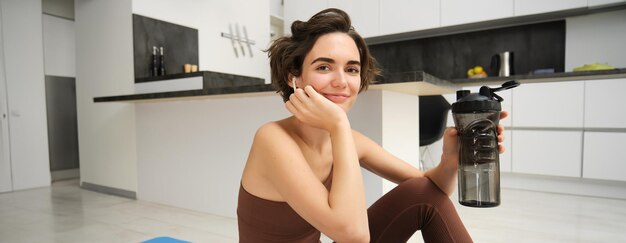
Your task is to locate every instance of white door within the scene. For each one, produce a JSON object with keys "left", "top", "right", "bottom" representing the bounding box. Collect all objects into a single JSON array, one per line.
[
  {"left": 0, "top": 2, "right": 13, "bottom": 193},
  {"left": 0, "top": 69, "right": 10, "bottom": 193}
]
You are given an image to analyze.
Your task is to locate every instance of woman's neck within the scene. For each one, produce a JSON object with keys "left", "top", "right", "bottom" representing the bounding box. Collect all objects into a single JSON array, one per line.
[{"left": 288, "top": 116, "right": 331, "bottom": 153}]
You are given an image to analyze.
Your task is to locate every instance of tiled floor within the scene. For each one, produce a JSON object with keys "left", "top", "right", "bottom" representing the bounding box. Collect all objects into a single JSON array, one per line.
[
  {"left": 0, "top": 180, "right": 237, "bottom": 243},
  {"left": 1, "top": 179, "right": 626, "bottom": 243}
]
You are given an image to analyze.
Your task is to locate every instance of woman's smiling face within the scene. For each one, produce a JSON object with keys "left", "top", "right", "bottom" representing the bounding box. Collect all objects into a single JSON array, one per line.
[{"left": 295, "top": 32, "right": 362, "bottom": 112}]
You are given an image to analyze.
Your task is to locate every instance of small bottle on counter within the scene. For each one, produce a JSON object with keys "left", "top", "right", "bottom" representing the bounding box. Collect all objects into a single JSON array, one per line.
[
  {"left": 159, "top": 46, "right": 166, "bottom": 76},
  {"left": 151, "top": 46, "right": 159, "bottom": 77}
]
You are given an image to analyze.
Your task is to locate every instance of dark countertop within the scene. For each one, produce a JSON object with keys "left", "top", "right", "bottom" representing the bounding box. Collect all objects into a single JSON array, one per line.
[
  {"left": 136, "top": 71, "right": 265, "bottom": 89},
  {"left": 94, "top": 71, "right": 270, "bottom": 102},
  {"left": 93, "top": 84, "right": 275, "bottom": 103},
  {"left": 93, "top": 68, "right": 626, "bottom": 103},
  {"left": 451, "top": 68, "right": 626, "bottom": 86},
  {"left": 135, "top": 72, "right": 207, "bottom": 83}
]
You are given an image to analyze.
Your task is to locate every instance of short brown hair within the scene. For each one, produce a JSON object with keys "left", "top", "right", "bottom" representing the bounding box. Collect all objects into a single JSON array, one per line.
[{"left": 267, "top": 8, "right": 380, "bottom": 102}]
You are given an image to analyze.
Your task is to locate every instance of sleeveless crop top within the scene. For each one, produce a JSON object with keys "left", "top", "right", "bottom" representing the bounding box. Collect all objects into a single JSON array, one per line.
[{"left": 237, "top": 173, "right": 333, "bottom": 243}]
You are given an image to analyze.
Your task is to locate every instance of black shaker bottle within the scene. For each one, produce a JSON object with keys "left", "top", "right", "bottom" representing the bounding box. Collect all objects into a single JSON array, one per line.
[{"left": 452, "top": 80, "right": 519, "bottom": 207}]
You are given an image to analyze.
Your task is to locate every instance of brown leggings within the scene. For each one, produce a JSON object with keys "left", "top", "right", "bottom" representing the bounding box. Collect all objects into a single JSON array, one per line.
[{"left": 366, "top": 177, "right": 472, "bottom": 243}]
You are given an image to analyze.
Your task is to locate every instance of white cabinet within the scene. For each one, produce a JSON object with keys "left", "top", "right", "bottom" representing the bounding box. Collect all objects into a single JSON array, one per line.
[
  {"left": 565, "top": 10, "right": 626, "bottom": 72},
  {"left": 283, "top": 0, "right": 328, "bottom": 35},
  {"left": 512, "top": 130, "right": 582, "bottom": 177},
  {"left": 584, "top": 78, "right": 626, "bottom": 128},
  {"left": 441, "top": 0, "right": 514, "bottom": 26},
  {"left": 588, "top": 0, "right": 626, "bottom": 7},
  {"left": 284, "top": 0, "right": 379, "bottom": 37},
  {"left": 514, "top": 0, "right": 587, "bottom": 16},
  {"left": 583, "top": 132, "right": 626, "bottom": 181},
  {"left": 328, "top": 0, "right": 380, "bottom": 37},
  {"left": 379, "top": 0, "right": 440, "bottom": 35},
  {"left": 512, "top": 81, "right": 584, "bottom": 128}
]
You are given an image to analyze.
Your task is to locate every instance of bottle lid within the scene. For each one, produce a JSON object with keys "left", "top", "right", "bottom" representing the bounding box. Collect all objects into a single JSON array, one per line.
[{"left": 452, "top": 80, "right": 519, "bottom": 113}]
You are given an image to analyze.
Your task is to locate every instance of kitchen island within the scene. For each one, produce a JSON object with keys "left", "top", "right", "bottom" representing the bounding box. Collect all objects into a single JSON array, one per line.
[{"left": 93, "top": 70, "right": 459, "bottom": 218}]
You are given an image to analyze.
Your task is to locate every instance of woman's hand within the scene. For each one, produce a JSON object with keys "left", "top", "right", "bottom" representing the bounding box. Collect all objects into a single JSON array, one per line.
[
  {"left": 496, "top": 111, "right": 509, "bottom": 153},
  {"left": 285, "top": 85, "right": 349, "bottom": 132},
  {"left": 428, "top": 111, "right": 509, "bottom": 195}
]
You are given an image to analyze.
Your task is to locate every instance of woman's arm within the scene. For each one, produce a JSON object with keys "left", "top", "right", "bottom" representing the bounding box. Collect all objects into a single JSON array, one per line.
[
  {"left": 269, "top": 86, "right": 369, "bottom": 242},
  {"left": 353, "top": 131, "right": 423, "bottom": 184}
]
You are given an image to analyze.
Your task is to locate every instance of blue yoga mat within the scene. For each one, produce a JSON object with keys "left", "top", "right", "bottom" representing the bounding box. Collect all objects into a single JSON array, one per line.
[{"left": 142, "top": 236, "right": 191, "bottom": 243}]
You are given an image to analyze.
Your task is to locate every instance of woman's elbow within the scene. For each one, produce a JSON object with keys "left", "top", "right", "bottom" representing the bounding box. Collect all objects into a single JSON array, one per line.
[
  {"left": 348, "top": 232, "right": 370, "bottom": 243},
  {"left": 334, "top": 224, "right": 370, "bottom": 243}
]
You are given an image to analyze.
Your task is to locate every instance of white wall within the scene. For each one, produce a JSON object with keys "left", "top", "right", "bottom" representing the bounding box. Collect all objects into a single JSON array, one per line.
[
  {"left": 136, "top": 94, "right": 288, "bottom": 217},
  {"left": 270, "top": 0, "right": 283, "bottom": 17},
  {"left": 43, "top": 14, "right": 75, "bottom": 77},
  {"left": 565, "top": 9, "right": 626, "bottom": 71},
  {"left": 0, "top": 0, "right": 51, "bottom": 190},
  {"left": 42, "top": 0, "right": 73, "bottom": 20},
  {"left": 348, "top": 90, "right": 385, "bottom": 206},
  {"left": 381, "top": 91, "right": 420, "bottom": 192},
  {"left": 132, "top": 0, "right": 271, "bottom": 84},
  {"left": 75, "top": 0, "right": 137, "bottom": 192}
]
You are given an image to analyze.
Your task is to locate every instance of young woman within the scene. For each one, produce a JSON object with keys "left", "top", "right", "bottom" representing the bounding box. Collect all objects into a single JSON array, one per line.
[{"left": 238, "top": 8, "right": 506, "bottom": 243}]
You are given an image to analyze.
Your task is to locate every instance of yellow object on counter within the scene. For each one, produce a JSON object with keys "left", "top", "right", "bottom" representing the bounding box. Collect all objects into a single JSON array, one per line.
[
  {"left": 573, "top": 63, "right": 615, "bottom": 72},
  {"left": 467, "top": 65, "right": 487, "bottom": 78}
]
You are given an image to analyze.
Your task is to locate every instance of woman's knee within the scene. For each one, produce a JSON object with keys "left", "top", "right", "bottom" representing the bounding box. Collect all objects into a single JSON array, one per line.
[{"left": 396, "top": 177, "right": 450, "bottom": 204}]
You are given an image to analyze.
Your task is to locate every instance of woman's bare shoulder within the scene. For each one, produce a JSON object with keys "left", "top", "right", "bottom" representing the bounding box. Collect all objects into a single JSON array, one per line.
[
  {"left": 248, "top": 119, "right": 302, "bottom": 166},
  {"left": 242, "top": 118, "right": 304, "bottom": 201},
  {"left": 254, "top": 119, "right": 295, "bottom": 144}
]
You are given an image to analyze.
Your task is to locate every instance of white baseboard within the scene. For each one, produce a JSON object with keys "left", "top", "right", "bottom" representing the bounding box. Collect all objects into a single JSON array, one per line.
[
  {"left": 81, "top": 181, "right": 136, "bottom": 199},
  {"left": 502, "top": 172, "right": 626, "bottom": 200},
  {"left": 51, "top": 168, "right": 80, "bottom": 181}
]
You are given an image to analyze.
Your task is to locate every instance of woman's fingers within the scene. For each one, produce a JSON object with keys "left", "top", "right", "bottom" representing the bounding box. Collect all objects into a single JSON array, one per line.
[
  {"left": 287, "top": 87, "right": 321, "bottom": 126},
  {"left": 442, "top": 127, "right": 459, "bottom": 156},
  {"left": 304, "top": 85, "right": 320, "bottom": 100},
  {"left": 285, "top": 100, "right": 298, "bottom": 115},
  {"left": 500, "top": 111, "right": 509, "bottom": 119},
  {"left": 288, "top": 85, "right": 348, "bottom": 131},
  {"left": 294, "top": 88, "right": 310, "bottom": 105},
  {"left": 289, "top": 93, "right": 304, "bottom": 111}
]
